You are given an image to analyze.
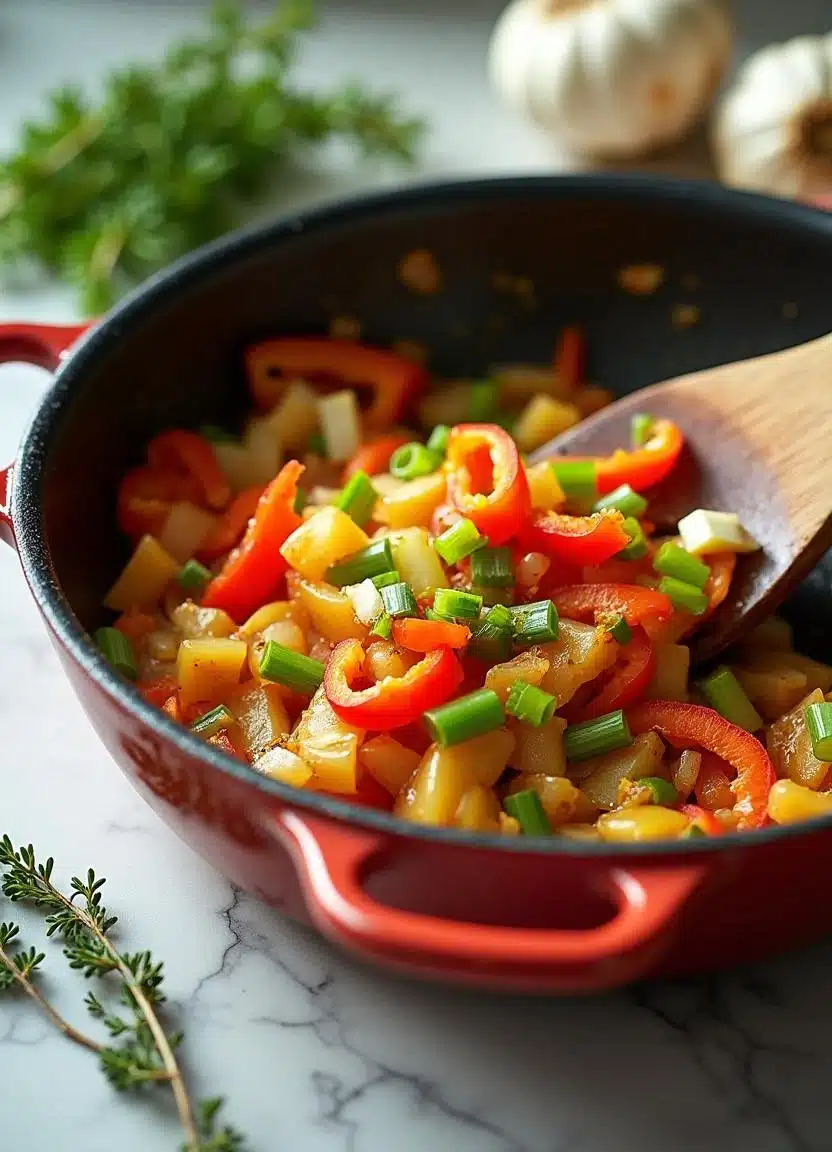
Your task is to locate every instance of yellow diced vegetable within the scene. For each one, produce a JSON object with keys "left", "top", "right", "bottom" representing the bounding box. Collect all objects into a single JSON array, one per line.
[
  {"left": 440, "top": 728, "right": 516, "bottom": 788},
  {"left": 280, "top": 506, "right": 370, "bottom": 582},
  {"left": 499, "top": 812, "right": 521, "bottom": 835},
  {"left": 455, "top": 785, "right": 501, "bottom": 831},
  {"left": 646, "top": 644, "right": 690, "bottom": 702},
  {"left": 105, "top": 535, "right": 180, "bottom": 612},
  {"left": 253, "top": 744, "right": 313, "bottom": 787},
  {"left": 146, "top": 629, "right": 179, "bottom": 662},
  {"left": 744, "top": 651, "right": 832, "bottom": 694},
  {"left": 597, "top": 806, "right": 690, "bottom": 842},
  {"left": 577, "top": 732, "right": 666, "bottom": 810},
  {"left": 238, "top": 600, "right": 310, "bottom": 641},
  {"left": 513, "top": 394, "right": 581, "bottom": 453},
  {"left": 364, "top": 640, "right": 415, "bottom": 682},
  {"left": 485, "top": 647, "right": 550, "bottom": 703},
  {"left": 511, "top": 715, "right": 568, "bottom": 777},
  {"left": 671, "top": 749, "right": 702, "bottom": 801},
  {"left": 388, "top": 527, "right": 449, "bottom": 597},
  {"left": 264, "top": 380, "right": 319, "bottom": 452},
  {"left": 248, "top": 618, "right": 308, "bottom": 680},
  {"left": 540, "top": 620, "right": 617, "bottom": 705},
  {"left": 767, "top": 779, "right": 832, "bottom": 825},
  {"left": 766, "top": 689, "right": 829, "bottom": 790},
  {"left": 157, "top": 501, "right": 217, "bottom": 563},
  {"left": 374, "top": 472, "right": 446, "bottom": 530},
  {"left": 525, "top": 461, "right": 565, "bottom": 511},
  {"left": 317, "top": 390, "right": 361, "bottom": 463},
  {"left": 507, "top": 773, "right": 581, "bottom": 825},
  {"left": 177, "top": 637, "right": 247, "bottom": 706},
  {"left": 732, "top": 663, "right": 808, "bottom": 721},
  {"left": 172, "top": 600, "right": 236, "bottom": 639},
  {"left": 213, "top": 419, "right": 282, "bottom": 492},
  {"left": 394, "top": 745, "right": 469, "bottom": 826},
  {"left": 226, "top": 681, "right": 290, "bottom": 759},
  {"left": 677, "top": 509, "right": 760, "bottom": 557},
  {"left": 359, "top": 735, "right": 421, "bottom": 796},
  {"left": 290, "top": 576, "right": 369, "bottom": 644},
  {"left": 290, "top": 686, "right": 364, "bottom": 794},
  {"left": 741, "top": 616, "right": 793, "bottom": 652}
]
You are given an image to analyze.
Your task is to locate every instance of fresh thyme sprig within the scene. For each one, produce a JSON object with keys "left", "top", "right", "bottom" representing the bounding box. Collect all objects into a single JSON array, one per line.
[
  {"left": 0, "top": 0, "right": 425, "bottom": 313},
  {"left": 0, "top": 836, "right": 247, "bottom": 1151}
]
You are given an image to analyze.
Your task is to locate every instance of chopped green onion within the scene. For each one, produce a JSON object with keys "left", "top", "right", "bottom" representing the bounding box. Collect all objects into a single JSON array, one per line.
[
  {"left": 659, "top": 576, "right": 708, "bottom": 616},
  {"left": 468, "top": 605, "right": 513, "bottom": 662},
  {"left": 564, "top": 709, "right": 632, "bottom": 762},
  {"left": 805, "top": 701, "right": 832, "bottom": 761},
  {"left": 94, "top": 627, "right": 138, "bottom": 681},
  {"left": 389, "top": 442, "right": 442, "bottom": 481},
  {"left": 425, "top": 607, "right": 454, "bottom": 623},
  {"left": 605, "top": 615, "right": 632, "bottom": 645},
  {"left": 594, "top": 484, "right": 648, "bottom": 519},
  {"left": 293, "top": 487, "right": 307, "bottom": 515},
  {"left": 503, "top": 789, "right": 552, "bottom": 835},
  {"left": 698, "top": 665, "right": 763, "bottom": 732},
  {"left": 259, "top": 641, "right": 325, "bottom": 695},
  {"left": 654, "top": 542, "right": 710, "bottom": 590},
  {"left": 371, "top": 570, "right": 400, "bottom": 590},
  {"left": 468, "top": 380, "right": 499, "bottom": 421},
  {"left": 325, "top": 539, "right": 394, "bottom": 587},
  {"left": 484, "top": 603, "right": 513, "bottom": 630},
  {"left": 639, "top": 777, "right": 678, "bottom": 806},
  {"left": 682, "top": 823, "right": 707, "bottom": 839},
  {"left": 306, "top": 430, "right": 327, "bottom": 456},
  {"left": 471, "top": 546, "right": 513, "bottom": 588},
  {"left": 335, "top": 470, "right": 378, "bottom": 527},
  {"left": 433, "top": 588, "right": 483, "bottom": 620},
  {"left": 505, "top": 681, "right": 557, "bottom": 727},
  {"left": 631, "top": 413, "right": 654, "bottom": 448},
  {"left": 510, "top": 600, "right": 558, "bottom": 645},
  {"left": 198, "top": 424, "right": 238, "bottom": 444},
  {"left": 426, "top": 424, "right": 450, "bottom": 457},
  {"left": 371, "top": 612, "right": 393, "bottom": 639},
  {"left": 380, "top": 581, "right": 417, "bottom": 618},
  {"left": 178, "top": 558, "right": 212, "bottom": 593},
  {"left": 618, "top": 517, "right": 648, "bottom": 560},
  {"left": 551, "top": 460, "right": 597, "bottom": 503},
  {"left": 433, "top": 518, "right": 486, "bottom": 565},
  {"left": 425, "top": 688, "right": 505, "bottom": 747},
  {"left": 191, "top": 705, "right": 236, "bottom": 738}
]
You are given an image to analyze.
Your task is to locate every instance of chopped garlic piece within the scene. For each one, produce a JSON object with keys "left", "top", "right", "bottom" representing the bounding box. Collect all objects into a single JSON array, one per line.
[
  {"left": 677, "top": 509, "right": 760, "bottom": 556},
  {"left": 317, "top": 390, "right": 361, "bottom": 463},
  {"left": 344, "top": 579, "right": 384, "bottom": 625}
]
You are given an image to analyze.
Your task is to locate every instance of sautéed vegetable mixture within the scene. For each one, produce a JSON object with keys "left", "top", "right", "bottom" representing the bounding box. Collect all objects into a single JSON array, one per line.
[{"left": 97, "top": 330, "right": 832, "bottom": 840}]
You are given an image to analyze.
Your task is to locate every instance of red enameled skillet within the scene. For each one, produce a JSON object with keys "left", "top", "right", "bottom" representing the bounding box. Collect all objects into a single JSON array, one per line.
[{"left": 2, "top": 175, "right": 832, "bottom": 993}]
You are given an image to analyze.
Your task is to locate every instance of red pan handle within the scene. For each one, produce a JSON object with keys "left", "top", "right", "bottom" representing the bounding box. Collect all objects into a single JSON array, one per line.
[
  {"left": 0, "top": 322, "right": 90, "bottom": 548},
  {"left": 276, "top": 810, "right": 705, "bottom": 991}
]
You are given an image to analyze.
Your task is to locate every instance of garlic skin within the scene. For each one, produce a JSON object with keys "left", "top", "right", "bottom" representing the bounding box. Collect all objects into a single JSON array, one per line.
[
  {"left": 714, "top": 33, "right": 832, "bottom": 200},
  {"left": 488, "top": 0, "right": 733, "bottom": 158}
]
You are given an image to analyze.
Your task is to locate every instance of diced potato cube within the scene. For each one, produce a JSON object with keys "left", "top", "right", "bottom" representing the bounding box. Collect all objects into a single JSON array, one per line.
[
  {"left": 766, "top": 689, "right": 829, "bottom": 790},
  {"left": 677, "top": 509, "right": 759, "bottom": 557},
  {"left": 507, "top": 773, "right": 581, "bottom": 825},
  {"left": 237, "top": 600, "right": 310, "bottom": 641},
  {"left": 158, "top": 501, "right": 217, "bottom": 563},
  {"left": 525, "top": 461, "right": 565, "bottom": 511},
  {"left": 317, "top": 390, "right": 361, "bottom": 463},
  {"left": 510, "top": 715, "right": 568, "bottom": 777},
  {"left": 359, "top": 735, "right": 421, "bottom": 796},
  {"left": 290, "top": 575, "right": 368, "bottom": 643},
  {"left": 485, "top": 648, "right": 550, "bottom": 703},
  {"left": 264, "top": 380, "right": 319, "bottom": 452},
  {"left": 374, "top": 472, "right": 446, "bottom": 530},
  {"left": 439, "top": 728, "right": 516, "bottom": 788},
  {"left": 172, "top": 600, "right": 236, "bottom": 639},
  {"left": 732, "top": 663, "right": 808, "bottom": 721},
  {"left": 226, "top": 681, "right": 291, "bottom": 759},
  {"left": 105, "top": 535, "right": 180, "bottom": 612},
  {"left": 177, "top": 637, "right": 247, "bottom": 705},
  {"left": 280, "top": 506, "right": 369, "bottom": 582},
  {"left": 455, "top": 785, "right": 501, "bottom": 831},
  {"left": 597, "top": 806, "right": 690, "bottom": 842},
  {"left": 741, "top": 616, "right": 793, "bottom": 652},
  {"left": 513, "top": 395, "right": 580, "bottom": 453},
  {"left": 577, "top": 732, "right": 666, "bottom": 810},
  {"left": 394, "top": 745, "right": 468, "bottom": 826},
  {"left": 253, "top": 744, "right": 313, "bottom": 787},
  {"left": 743, "top": 651, "right": 832, "bottom": 694},
  {"left": 388, "top": 527, "right": 449, "bottom": 597},
  {"left": 540, "top": 620, "right": 617, "bottom": 705},
  {"left": 289, "top": 685, "right": 364, "bottom": 794},
  {"left": 646, "top": 644, "right": 690, "bottom": 702},
  {"left": 671, "top": 750, "right": 702, "bottom": 801}
]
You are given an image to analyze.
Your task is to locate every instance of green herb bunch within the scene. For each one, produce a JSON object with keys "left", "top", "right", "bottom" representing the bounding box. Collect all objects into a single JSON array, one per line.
[
  {"left": 0, "top": 836, "right": 246, "bottom": 1150},
  {"left": 0, "top": 0, "right": 424, "bottom": 314}
]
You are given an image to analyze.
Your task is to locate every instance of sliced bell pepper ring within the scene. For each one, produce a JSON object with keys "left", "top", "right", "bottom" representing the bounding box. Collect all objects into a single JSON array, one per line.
[
  {"left": 147, "top": 429, "right": 231, "bottom": 511},
  {"left": 343, "top": 431, "right": 412, "bottom": 480},
  {"left": 559, "top": 418, "right": 684, "bottom": 495},
  {"left": 117, "top": 466, "right": 203, "bottom": 538},
  {"left": 627, "top": 700, "right": 776, "bottom": 830},
  {"left": 245, "top": 339, "right": 427, "bottom": 429},
  {"left": 680, "top": 804, "right": 723, "bottom": 836},
  {"left": 198, "top": 485, "right": 265, "bottom": 562},
  {"left": 553, "top": 324, "right": 585, "bottom": 390},
  {"left": 201, "top": 461, "right": 303, "bottom": 623},
  {"left": 551, "top": 583, "right": 673, "bottom": 627},
  {"left": 324, "top": 638, "right": 463, "bottom": 730},
  {"left": 392, "top": 617, "right": 470, "bottom": 652},
  {"left": 446, "top": 423, "right": 530, "bottom": 546},
  {"left": 520, "top": 509, "right": 630, "bottom": 567},
  {"left": 570, "top": 628, "right": 655, "bottom": 722}
]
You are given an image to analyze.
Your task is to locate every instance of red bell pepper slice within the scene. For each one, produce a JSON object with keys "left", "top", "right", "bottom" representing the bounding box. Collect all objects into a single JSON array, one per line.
[
  {"left": 446, "top": 424, "right": 530, "bottom": 546},
  {"left": 551, "top": 583, "right": 673, "bottom": 627},
  {"left": 628, "top": 700, "right": 776, "bottom": 830},
  {"left": 198, "top": 485, "right": 264, "bottom": 562},
  {"left": 343, "top": 432, "right": 412, "bottom": 480},
  {"left": 553, "top": 325, "right": 585, "bottom": 390},
  {"left": 704, "top": 552, "right": 736, "bottom": 615},
  {"left": 201, "top": 461, "right": 303, "bottom": 622},
  {"left": 245, "top": 339, "right": 426, "bottom": 429},
  {"left": 520, "top": 509, "right": 630, "bottom": 567},
  {"left": 147, "top": 429, "right": 231, "bottom": 511},
  {"left": 681, "top": 804, "right": 723, "bottom": 836},
  {"left": 325, "top": 639, "right": 463, "bottom": 730},
  {"left": 559, "top": 418, "right": 684, "bottom": 495},
  {"left": 117, "top": 466, "right": 203, "bottom": 538},
  {"left": 571, "top": 628, "right": 655, "bottom": 722},
  {"left": 139, "top": 676, "right": 180, "bottom": 708},
  {"left": 392, "top": 617, "right": 470, "bottom": 652}
]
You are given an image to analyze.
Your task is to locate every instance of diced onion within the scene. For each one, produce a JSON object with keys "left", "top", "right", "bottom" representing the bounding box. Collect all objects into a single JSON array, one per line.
[
  {"left": 158, "top": 501, "right": 217, "bottom": 563},
  {"left": 344, "top": 578, "right": 384, "bottom": 625},
  {"left": 317, "top": 390, "right": 361, "bottom": 463},
  {"left": 677, "top": 509, "right": 760, "bottom": 556}
]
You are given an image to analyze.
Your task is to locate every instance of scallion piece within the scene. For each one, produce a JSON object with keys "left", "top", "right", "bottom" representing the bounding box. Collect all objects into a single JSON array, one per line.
[
  {"left": 425, "top": 688, "right": 505, "bottom": 747},
  {"left": 564, "top": 709, "right": 632, "bottom": 762},
  {"left": 335, "top": 469, "right": 378, "bottom": 527},
  {"left": 94, "top": 627, "right": 138, "bottom": 681},
  {"left": 371, "top": 612, "right": 393, "bottom": 639},
  {"left": 178, "top": 558, "right": 212, "bottom": 593},
  {"left": 380, "top": 581, "right": 417, "bottom": 618},
  {"left": 605, "top": 614, "right": 632, "bottom": 645},
  {"left": 258, "top": 641, "right": 325, "bottom": 695},
  {"left": 505, "top": 681, "right": 557, "bottom": 727},
  {"left": 371, "top": 570, "right": 400, "bottom": 590},
  {"left": 433, "top": 587, "right": 483, "bottom": 620},
  {"left": 293, "top": 487, "right": 307, "bottom": 515},
  {"left": 631, "top": 412, "right": 654, "bottom": 447},
  {"left": 198, "top": 424, "right": 237, "bottom": 444},
  {"left": 471, "top": 546, "right": 513, "bottom": 588},
  {"left": 510, "top": 600, "right": 558, "bottom": 645},
  {"left": 805, "top": 701, "right": 832, "bottom": 761},
  {"left": 474, "top": 586, "right": 515, "bottom": 608},
  {"left": 433, "top": 518, "right": 486, "bottom": 565},
  {"left": 468, "top": 380, "right": 499, "bottom": 421},
  {"left": 698, "top": 665, "right": 763, "bottom": 732},
  {"left": 551, "top": 460, "right": 597, "bottom": 503},
  {"left": 659, "top": 576, "right": 708, "bottom": 616},
  {"left": 594, "top": 484, "right": 648, "bottom": 519},
  {"left": 640, "top": 777, "right": 678, "bottom": 806},
  {"left": 426, "top": 424, "right": 451, "bottom": 457},
  {"left": 654, "top": 542, "right": 710, "bottom": 590},
  {"left": 618, "top": 517, "right": 648, "bottom": 560},
  {"left": 503, "top": 789, "right": 552, "bottom": 835},
  {"left": 389, "top": 442, "right": 441, "bottom": 481},
  {"left": 468, "top": 605, "right": 513, "bottom": 662},
  {"left": 325, "top": 539, "right": 394, "bottom": 587},
  {"left": 425, "top": 608, "right": 454, "bottom": 623},
  {"left": 191, "top": 705, "right": 236, "bottom": 738}
]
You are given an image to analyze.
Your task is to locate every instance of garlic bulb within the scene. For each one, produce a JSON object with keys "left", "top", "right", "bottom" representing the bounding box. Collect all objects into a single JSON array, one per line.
[
  {"left": 714, "top": 33, "right": 832, "bottom": 200},
  {"left": 489, "top": 0, "right": 733, "bottom": 158}
]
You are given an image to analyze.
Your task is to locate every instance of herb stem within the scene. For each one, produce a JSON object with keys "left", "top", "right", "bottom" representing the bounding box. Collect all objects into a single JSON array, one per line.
[{"left": 0, "top": 939, "right": 103, "bottom": 1054}]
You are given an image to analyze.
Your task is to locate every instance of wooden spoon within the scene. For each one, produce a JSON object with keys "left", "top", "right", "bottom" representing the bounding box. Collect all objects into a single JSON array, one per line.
[{"left": 529, "top": 332, "right": 832, "bottom": 665}]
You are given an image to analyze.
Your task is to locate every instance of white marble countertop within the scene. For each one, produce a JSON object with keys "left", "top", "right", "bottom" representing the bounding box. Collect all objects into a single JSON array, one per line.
[{"left": 2, "top": 2, "right": 832, "bottom": 1149}]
